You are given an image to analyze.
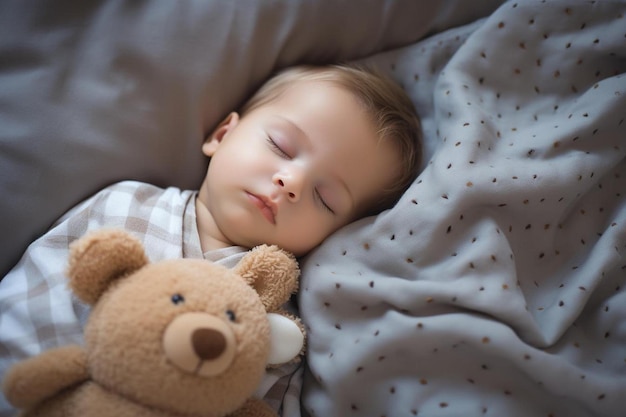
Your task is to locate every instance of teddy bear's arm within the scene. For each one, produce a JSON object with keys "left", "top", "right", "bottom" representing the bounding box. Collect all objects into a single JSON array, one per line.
[
  {"left": 2, "top": 345, "right": 88, "bottom": 409},
  {"left": 228, "top": 397, "right": 278, "bottom": 417}
]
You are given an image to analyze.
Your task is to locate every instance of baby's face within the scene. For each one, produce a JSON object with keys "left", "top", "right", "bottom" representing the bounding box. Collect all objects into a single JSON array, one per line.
[{"left": 200, "top": 80, "right": 400, "bottom": 256}]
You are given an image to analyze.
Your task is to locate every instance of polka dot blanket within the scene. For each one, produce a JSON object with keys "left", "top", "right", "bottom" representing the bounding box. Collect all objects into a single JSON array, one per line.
[{"left": 299, "top": 1, "right": 626, "bottom": 416}]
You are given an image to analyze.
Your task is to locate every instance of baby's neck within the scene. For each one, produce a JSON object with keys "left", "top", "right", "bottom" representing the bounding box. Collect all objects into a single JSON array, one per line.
[{"left": 195, "top": 195, "right": 233, "bottom": 254}]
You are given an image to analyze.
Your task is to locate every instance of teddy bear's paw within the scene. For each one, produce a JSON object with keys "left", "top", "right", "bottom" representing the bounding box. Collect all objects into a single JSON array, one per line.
[
  {"left": 228, "top": 397, "right": 278, "bottom": 417},
  {"left": 266, "top": 313, "right": 304, "bottom": 365},
  {"left": 2, "top": 345, "right": 88, "bottom": 410}
]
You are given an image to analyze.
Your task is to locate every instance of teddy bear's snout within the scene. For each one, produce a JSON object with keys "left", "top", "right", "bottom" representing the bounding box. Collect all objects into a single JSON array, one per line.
[
  {"left": 192, "top": 328, "right": 226, "bottom": 360},
  {"left": 163, "top": 312, "right": 237, "bottom": 377}
]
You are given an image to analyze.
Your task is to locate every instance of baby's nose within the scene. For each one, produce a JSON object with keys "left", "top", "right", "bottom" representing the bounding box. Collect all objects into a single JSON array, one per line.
[{"left": 274, "top": 173, "right": 302, "bottom": 202}]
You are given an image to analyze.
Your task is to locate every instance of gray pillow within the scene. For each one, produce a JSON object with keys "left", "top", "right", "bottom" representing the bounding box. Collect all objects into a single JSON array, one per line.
[{"left": 0, "top": 0, "right": 503, "bottom": 276}]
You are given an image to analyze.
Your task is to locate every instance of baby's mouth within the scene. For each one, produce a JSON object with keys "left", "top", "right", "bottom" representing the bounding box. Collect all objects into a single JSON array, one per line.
[{"left": 247, "top": 192, "right": 276, "bottom": 224}]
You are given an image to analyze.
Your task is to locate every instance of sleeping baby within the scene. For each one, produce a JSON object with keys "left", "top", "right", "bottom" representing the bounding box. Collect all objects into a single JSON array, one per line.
[{"left": 0, "top": 64, "right": 422, "bottom": 415}]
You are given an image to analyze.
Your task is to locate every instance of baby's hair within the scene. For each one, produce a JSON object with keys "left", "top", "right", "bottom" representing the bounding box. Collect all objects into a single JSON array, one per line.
[{"left": 240, "top": 64, "right": 423, "bottom": 217}]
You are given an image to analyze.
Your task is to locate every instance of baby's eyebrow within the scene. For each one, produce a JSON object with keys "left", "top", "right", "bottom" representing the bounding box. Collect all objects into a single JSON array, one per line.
[{"left": 274, "top": 116, "right": 308, "bottom": 142}]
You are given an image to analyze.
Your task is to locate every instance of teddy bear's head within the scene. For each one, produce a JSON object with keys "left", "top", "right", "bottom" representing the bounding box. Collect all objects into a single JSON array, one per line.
[{"left": 66, "top": 229, "right": 302, "bottom": 416}]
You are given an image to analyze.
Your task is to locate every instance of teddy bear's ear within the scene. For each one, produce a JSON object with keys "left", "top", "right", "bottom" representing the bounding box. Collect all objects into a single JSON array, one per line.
[
  {"left": 67, "top": 229, "right": 148, "bottom": 305},
  {"left": 234, "top": 245, "right": 299, "bottom": 312}
]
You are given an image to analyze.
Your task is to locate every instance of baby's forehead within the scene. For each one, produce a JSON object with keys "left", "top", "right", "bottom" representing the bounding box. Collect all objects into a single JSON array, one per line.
[
  {"left": 243, "top": 80, "right": 324, "bottom": 117},
  {"left": 265, "top": 83, "right": 376, "bottom": 128},
  {"left": 275, "top": 79, "right": 351, "bottom": 101}
]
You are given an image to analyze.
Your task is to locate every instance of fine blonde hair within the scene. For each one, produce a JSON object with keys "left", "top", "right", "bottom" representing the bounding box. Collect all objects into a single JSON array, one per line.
[{"left": 240, "top": 64, "right": 423, "bottom": 216}]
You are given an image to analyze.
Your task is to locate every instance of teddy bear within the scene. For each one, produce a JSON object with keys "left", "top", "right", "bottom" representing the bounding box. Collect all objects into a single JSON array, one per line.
[{"left": 2, "top": 229, "right": 305, "bottom": 417}]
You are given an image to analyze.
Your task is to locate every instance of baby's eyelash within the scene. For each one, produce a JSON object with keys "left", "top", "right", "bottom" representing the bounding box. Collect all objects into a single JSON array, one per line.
[
  {"left": 314, "top": 189, "right": 334, "bottom": 214},
  {"left": 266, "top": 136, "right": 290, "bottom": 159}
]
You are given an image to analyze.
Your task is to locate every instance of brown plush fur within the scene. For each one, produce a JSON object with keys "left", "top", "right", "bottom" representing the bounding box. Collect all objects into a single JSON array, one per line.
[{"left": 2, "top": 229, "right": 301, "bottom": 417}]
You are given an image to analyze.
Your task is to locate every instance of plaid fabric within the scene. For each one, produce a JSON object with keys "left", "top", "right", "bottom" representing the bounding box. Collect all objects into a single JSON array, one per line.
[{"left": 0, "top": 180, "right": 302, "bottom": 416}]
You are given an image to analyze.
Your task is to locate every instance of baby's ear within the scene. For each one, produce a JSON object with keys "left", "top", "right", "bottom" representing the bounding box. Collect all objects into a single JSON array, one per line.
[
  {"left": 202, "top": 112, "right": 239, "bottom": 157},
  {"left": 67, "top": 229, "right": 148, "bottom": 305},
  {"left": 234, "top": 245, "right": 299, "bottom": 312}
]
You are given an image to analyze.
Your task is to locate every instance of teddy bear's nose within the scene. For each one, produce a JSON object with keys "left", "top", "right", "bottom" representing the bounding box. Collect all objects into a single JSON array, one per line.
[
  {"left": 163, "top": 312, "right": 237, "bottom": 377},
  {"left": 192, "top": 328, "right": 226, "bottom": 360}
]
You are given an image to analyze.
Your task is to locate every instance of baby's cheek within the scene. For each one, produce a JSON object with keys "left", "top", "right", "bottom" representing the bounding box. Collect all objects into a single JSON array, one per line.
[{"left": 283, "top": 221, "right": 332, "bottom": 256}]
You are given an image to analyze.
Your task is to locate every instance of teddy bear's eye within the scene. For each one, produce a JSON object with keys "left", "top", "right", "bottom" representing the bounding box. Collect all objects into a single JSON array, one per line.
[
  {"left": 226, "top": 310, "right": 236, "bottom": 322},
  {"left": 171, "top": 294, "right": 185, "bottom": 305}
]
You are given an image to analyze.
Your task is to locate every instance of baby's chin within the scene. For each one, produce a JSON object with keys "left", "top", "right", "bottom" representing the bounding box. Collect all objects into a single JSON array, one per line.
[
  {"left": 247, "top": 238, "right": 311, "bottom": 258},
  {"left": 225, "top": 224, "right": 324, "bottom": 257}
]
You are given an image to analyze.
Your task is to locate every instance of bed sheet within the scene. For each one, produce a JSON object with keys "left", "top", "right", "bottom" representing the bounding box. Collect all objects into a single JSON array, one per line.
[{"left": 300, "top": 1, "right": 626, "bottom": 416}]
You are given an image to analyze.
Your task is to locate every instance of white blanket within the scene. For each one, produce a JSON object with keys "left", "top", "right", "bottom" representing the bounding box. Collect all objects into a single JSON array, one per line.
[{"left": 300, "top": 1, "right": 626, "bottom": 416}]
